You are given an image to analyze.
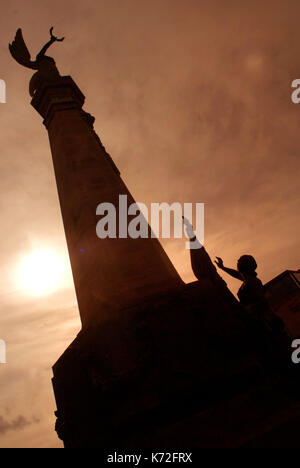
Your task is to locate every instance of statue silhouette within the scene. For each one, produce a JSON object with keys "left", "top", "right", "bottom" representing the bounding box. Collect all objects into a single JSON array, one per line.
[
  {"left": 215, "top": 255, "right": 266, "bottom": 307},
  {"left": 9, "top": 27, "right": 64, "bottom": 96},
  {"left": 215, "top": 254, "right": 290, "bottom": 374}
]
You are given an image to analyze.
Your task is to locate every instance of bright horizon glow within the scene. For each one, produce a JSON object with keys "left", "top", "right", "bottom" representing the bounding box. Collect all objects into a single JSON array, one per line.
[{"left": 17, "top": 249, "right": 65, "bottom": 297}]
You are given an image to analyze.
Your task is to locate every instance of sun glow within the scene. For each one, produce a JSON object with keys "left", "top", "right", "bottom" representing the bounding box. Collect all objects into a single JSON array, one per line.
[{"left": 17, "top": 249, "right": 65, "bottom": 296}]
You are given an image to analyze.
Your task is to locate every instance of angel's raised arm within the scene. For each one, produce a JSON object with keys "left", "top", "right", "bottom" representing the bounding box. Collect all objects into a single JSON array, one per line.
[{"left": 36, "top": 27, "right": 64, "bottom": 61}]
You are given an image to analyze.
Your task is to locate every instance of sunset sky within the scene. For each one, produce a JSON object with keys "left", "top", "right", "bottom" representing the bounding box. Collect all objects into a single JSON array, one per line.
[{"left": 1, "top": 0, "right": 300, "bottom": 448}]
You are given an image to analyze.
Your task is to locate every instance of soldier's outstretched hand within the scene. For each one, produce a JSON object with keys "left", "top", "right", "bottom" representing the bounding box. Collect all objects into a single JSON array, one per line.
[{"left": 215, "top": 257, "right": 224, "bottom": 268}]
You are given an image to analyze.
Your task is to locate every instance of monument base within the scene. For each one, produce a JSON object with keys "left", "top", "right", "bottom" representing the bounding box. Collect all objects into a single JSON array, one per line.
[{"left": 53, "top": 280, "right": 281, "bottom": 448}]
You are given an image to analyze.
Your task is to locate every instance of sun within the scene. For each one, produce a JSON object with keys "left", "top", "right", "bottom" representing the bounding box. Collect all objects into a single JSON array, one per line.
[{"left": 17, "top": 249, "right": 65, "bottom": 296}]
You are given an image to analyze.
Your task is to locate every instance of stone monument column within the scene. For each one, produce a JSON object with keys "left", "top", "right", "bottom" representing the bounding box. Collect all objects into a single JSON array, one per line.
[{"left": 31, "top": 76, "right": 183, "bottom": 328}]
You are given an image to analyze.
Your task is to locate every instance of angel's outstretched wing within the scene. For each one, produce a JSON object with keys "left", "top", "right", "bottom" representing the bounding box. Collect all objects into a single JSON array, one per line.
[{"left": 9, "top": 29, "right": 38, "bottom": 70}]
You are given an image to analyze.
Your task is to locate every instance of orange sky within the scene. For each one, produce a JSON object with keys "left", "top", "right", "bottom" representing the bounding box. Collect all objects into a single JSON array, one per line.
[{"left": 0, "top": 0, "right": 300, "bottom": 448}]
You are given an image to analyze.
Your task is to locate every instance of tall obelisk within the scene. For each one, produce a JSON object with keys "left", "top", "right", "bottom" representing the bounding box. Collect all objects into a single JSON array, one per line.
[{"left": 9, "top": 28, "right": 183, "bottom": 329}]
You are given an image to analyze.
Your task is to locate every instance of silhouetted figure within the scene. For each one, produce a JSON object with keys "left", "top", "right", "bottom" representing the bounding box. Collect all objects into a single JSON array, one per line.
[
  {"left": 9, "top": 27, "right": 64, "bottom": 96},
  {"left": 215, "top": 255, "right": 290, "bottom": 375},
  {"left": 215, "top": 255, "right": 266, "bottom": 310}
]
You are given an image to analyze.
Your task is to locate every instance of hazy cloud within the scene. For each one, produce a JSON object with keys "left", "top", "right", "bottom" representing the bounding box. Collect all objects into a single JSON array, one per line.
[
  {"left": 0, "top": 415, "right": 31, "bottom": 434},
  {"left": 1, "top": 0, "right": 300, "bottom": 447}
]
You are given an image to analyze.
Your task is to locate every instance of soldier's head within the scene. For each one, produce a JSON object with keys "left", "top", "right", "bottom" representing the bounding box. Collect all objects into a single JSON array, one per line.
[{"left": 237, "top": 255, "right": 257, "bottom": 277}]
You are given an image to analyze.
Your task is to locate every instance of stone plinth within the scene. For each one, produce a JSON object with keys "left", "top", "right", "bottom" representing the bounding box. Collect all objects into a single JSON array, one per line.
[{"left": 52, "top": 279, "right": 262, "bottom": 448}]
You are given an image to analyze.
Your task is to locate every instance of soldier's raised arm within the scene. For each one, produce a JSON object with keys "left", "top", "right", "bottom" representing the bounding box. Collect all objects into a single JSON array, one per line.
[{"left": 215, "top": 257, "right": 243, "bottom": 281}]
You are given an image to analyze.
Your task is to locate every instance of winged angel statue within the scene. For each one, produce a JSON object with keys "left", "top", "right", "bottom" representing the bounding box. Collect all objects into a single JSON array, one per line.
[{"left": 9, "top": 27, "right": 65, "bottom": 96}]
